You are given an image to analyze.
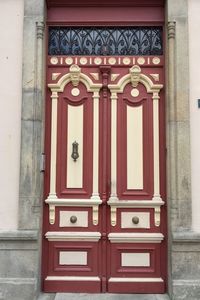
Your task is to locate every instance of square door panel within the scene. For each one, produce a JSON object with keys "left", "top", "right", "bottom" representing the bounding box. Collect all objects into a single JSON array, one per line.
[
  {"left": 109, "top": 243, "right": 161, "bottom": 278},
  {"left": 48, "top": 241, "right": 99, "bottom": 276}
]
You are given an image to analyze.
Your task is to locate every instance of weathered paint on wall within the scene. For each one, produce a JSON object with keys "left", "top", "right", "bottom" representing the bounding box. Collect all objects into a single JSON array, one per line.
[
  {"left": 189, "top": 0, "right": 200, "bottom": 232},
  {"left": 0, "top": 0, "right": 24, "bottom": 229}
]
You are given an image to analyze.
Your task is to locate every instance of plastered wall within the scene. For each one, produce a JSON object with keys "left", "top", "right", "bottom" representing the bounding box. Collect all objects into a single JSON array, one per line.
[
  {"left": 0, "top": 0, "right": 24, "bottom": 229},
  {"left": 189, "top": 0, "right": 200, "bottom": 232}
]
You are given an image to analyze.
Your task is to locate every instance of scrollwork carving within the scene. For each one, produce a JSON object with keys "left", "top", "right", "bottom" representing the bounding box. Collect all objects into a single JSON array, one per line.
[
  {"left": 129, "top": 65, "right": 141, "bottom": 88},
  {"left": 36, "top": 22, "right": 45, "bottom": 39},
  {"left": 168, "top": 22, "right": 176, "bottom": 40},
  {"left": 69, "top": 64, "right": 81, "bottom": 87}
]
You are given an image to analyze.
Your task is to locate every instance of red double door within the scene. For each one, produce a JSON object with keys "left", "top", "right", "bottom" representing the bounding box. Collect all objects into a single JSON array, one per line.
[{"left": 43, "top": 55, "right": 166, "bottom": 293}]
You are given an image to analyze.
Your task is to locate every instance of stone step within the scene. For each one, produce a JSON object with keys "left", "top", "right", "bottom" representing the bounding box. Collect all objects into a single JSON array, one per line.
[{"left": 54, "top": 294, "right": 170, "bottom": 300}]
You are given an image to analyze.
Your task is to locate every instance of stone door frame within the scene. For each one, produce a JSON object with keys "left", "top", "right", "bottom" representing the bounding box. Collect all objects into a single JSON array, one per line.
[{"left": 7, "top": 0, "right": 198, "bottom": 299}]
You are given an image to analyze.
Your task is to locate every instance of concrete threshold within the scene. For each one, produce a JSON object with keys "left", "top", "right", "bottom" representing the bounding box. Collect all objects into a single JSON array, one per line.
[{"left": 54, "top": 293, "right": 170, "bottom": 300}]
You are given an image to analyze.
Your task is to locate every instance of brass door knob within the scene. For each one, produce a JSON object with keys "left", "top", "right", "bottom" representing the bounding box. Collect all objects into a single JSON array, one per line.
[
  {"left": 70, "top": 215, "right": 77, "bottom": 224},
  {"left": 132, "top": 216, "right": 139, "bottom": 224}
]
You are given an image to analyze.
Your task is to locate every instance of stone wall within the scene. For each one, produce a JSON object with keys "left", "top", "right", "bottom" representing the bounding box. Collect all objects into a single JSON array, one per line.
[
  {"left": 189, "top": 0, "right": 200, "bottom": 232},
  {"left": 167, "top": 0, "right": 200, "bottom": 299}
]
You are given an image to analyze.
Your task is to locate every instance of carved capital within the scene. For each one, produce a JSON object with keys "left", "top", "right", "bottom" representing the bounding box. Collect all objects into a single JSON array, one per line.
[
  {"left": 36, "top": 22, "right": 45, "bottom": 39},
  {"left": 152, "top": 91, "right": 160, "bottom": 100},
  {"left": 51, "top": 91, "right": 58, "bottom": 99},
  {"left": 129, "top": 65, "right": 141, "bottom": 88},
  {"left": 168, "top": 22, "right": 176, "bottom": 39},
  {"left": 69, "top": 64, "right": 81, "bottom": 87}
]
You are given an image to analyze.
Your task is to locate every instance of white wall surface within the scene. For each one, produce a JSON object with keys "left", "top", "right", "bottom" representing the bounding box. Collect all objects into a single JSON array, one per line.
[
  {"left": 0, "top": 0, "right": 24, "bottom": 229},
  {"left": 189, "top": 0, "right": 200, "bottom": 232}
]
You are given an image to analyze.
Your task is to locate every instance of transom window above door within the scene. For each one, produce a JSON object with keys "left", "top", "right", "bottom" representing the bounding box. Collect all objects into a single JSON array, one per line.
[{"left": 48, "top": 26, "right": 163, "bottom": 56}]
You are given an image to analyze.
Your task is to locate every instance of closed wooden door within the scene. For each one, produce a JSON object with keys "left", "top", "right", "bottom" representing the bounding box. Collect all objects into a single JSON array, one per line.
[{"left": 42, "top": 27, "right": 166, "bottom": 294}]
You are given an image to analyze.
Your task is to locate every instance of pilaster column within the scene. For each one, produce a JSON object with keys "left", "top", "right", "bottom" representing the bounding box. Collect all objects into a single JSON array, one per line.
[{"left": 167, "top": 21, "right": 178, "bottom": 227}]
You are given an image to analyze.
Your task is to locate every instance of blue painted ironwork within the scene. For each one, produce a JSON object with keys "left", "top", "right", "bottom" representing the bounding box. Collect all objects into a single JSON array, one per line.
[{"left": 48, "top": 27, "right": 163, "bottom": 56}]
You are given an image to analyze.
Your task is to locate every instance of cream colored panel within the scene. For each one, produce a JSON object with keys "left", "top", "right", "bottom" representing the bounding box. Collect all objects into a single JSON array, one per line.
[
  {"left": 45, "top": 231, "right": 101, "bottom": 242},
  {"left": 121, "top": 212, "right": 150, "bottom": 228},
  {"left": 59, "top": 251, "right": 87, "bottom": 265},
  {"left": 67, "top": 104, "right": 83, "bottom": 188},
  {"left": 109, "top": 277, "right": 163, "bottom": 282},
  {"left": 127, "top": 105, "right": 143, "bottom": 190},
  {"left": 108, "top": 232, "right": 164, "bottom": 243},
  {"left": 46, "top": 276, "right": 100, "bottom": 281},
  {"left": 49, "top": 93, "right": 58, "bottom": 199},
  {"left": 152, "top": 93, "right": 161, "bottom": 206},
  {"left": 59, "top": 211, "right": 88, "bottom": 227},
  {"left": 91, "top": 93, "right": 100, "bottom": 199},
  {"left": 121, "top": 253, "right": 150, "bottom": 267},
  {"left": 110, "top": 95, "right": 117, "bottom": 198}
]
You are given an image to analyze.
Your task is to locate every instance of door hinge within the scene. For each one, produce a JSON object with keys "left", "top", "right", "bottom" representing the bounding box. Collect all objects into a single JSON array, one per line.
[{"left": 40, "top": 153, "right": 45, "bottom": 172}]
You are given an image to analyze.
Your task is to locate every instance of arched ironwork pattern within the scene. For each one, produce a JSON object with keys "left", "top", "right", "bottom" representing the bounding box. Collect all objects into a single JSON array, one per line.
[{"left": 48, "top": 27, "right": 163, "bottom": 56}]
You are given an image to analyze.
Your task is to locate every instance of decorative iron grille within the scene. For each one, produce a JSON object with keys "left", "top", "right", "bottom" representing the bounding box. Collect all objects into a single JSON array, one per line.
[{"left": 48, "top": 27, "right": 163, "bottom": 56}]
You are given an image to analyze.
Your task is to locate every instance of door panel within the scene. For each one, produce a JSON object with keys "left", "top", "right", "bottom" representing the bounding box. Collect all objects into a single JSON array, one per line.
[
  {"left": 117, "top": 83, "right": 154, "bottom": 199},
  {"left": 43, "top": 55, "right": 166, "bottom": 293},
  {"left": 57, "top": 81, "right": 93, "bottom": 198}
]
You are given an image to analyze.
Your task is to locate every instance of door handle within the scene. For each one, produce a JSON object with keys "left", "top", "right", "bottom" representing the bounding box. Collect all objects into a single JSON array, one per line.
[{"left": 71, "top": 141, "right": 79, "bottom": 162}]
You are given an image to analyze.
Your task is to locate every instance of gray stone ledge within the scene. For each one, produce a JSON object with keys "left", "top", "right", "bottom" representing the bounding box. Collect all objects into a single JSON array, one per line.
[
  {"left": 0, "top": 278, "right": 37, "bottom": 300},
  {"left": 173, "top": 280, "right": 200, "bottom": 286},
  {"left": 53, "top": 294, "right": 170, "bottom": 300},
  {"left": 0, "top": 242, "right": 38, "bottom": 250},
  {"left": 38, "top": 293, "right": 56, "bottom": 300},
  {"left": 172, "top": 230, "right": 200, "bottom": 243},
  {"left": 172, "top": 280, "right": 200, "bottom": 300},
  {"left": 0, "top": 230, "right": 38, "bottom": 241},
  {"left": 0, "top": 278, "right": 36, "bottom": 285}
]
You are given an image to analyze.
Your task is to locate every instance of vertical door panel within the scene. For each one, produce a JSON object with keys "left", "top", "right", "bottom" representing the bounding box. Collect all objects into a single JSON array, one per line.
[
  {"left": 127, "top": 104, "right": 143, "bottom": 190},
  {"left": 57, "top": 82, "right": 93, "bottom": 198},
  {"left": 107, "top": 63, "right": 165, "bottom": 293},
  {"left": 66, "top": 104, "right": 84, "bottom": 189},
  {"left": 117, "top": 83, "right": 154, "bottom": 200},
  {"left": 43, "top": 64, "right": 102, "bottom": 293}
]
